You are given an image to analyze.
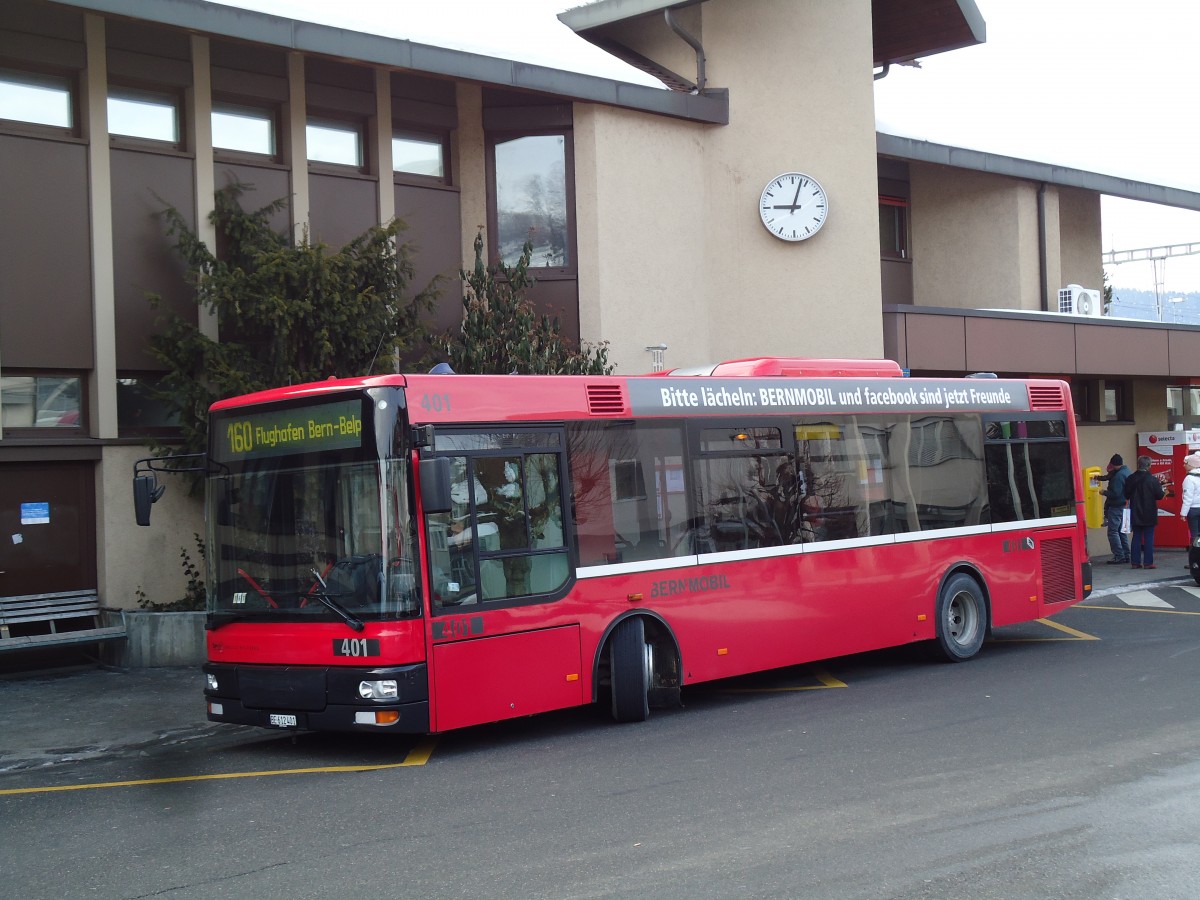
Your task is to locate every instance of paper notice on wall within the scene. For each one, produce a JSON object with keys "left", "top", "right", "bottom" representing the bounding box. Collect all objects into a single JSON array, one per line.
[{"left": 20, "top": 502, "right": 50, "bottom": 525}]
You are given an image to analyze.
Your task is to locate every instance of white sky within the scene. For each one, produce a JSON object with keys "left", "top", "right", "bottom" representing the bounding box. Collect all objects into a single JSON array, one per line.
[{"left": 210, "top": 0, "right": 1200, "bottom": 296}]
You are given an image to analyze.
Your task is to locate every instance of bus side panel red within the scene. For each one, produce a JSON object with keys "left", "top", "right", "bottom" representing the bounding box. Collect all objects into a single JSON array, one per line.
[{"left": 430, "top": 625, "right": 585, "bottom": 732}]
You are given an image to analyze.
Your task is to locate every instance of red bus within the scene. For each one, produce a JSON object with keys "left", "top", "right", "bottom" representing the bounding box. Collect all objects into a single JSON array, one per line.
[{"left": 152, "top": 357, "right": 1091, "bottom": 733}]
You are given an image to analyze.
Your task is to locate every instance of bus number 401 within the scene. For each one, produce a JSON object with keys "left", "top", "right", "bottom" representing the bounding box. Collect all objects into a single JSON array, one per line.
[{"left": 333, "top": 638, "right": 380, "bottom": 657}]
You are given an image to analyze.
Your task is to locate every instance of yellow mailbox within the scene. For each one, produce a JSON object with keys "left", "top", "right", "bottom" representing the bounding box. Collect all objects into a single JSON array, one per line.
[{"left": 1083, "top": 465, "right": 1104, "bottom": 529}]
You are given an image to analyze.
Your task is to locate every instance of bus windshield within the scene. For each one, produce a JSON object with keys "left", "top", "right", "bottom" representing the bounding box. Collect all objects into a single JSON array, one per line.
[{"left": 206, "top": 458, "right": 419, "bottom": 624}]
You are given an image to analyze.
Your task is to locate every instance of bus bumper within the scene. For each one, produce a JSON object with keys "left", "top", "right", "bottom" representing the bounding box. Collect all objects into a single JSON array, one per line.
[{"left": 203, "top": 662, "right": 430, "bottom": 734}]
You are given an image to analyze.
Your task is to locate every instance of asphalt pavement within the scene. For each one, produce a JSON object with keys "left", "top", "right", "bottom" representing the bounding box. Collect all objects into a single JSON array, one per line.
[{"left": 0, "top": 548, "right": 1192, "bottom": 774}]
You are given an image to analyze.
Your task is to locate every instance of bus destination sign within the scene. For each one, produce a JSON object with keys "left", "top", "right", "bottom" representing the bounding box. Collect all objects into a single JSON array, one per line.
[
  {"left": 628, "top": 378, "right": 1032, "bottom": 417},
  {"left": 217, "top": 399, "right": 364, "bottom": 462}
]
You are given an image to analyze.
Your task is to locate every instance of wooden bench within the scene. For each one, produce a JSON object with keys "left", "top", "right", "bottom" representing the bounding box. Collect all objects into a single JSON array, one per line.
[{"left": 0, "top": 590, "right": 127, "bottom": 654}]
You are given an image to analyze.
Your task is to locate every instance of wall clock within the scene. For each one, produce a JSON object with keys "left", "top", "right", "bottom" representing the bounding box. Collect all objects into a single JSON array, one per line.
[{"left": 759, "top": 172, "right": 828, "bottom": 241}]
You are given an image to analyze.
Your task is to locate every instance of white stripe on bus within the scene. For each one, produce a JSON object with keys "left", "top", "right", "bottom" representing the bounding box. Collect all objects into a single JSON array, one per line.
[{"left": 573, "top": 516, "right": 1079, "bottom": 579}]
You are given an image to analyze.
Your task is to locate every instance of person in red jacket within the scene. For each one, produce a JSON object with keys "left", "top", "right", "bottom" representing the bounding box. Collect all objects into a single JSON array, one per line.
[{"left": 1124, "top": 455, "right": 1166, "bottom": 569}]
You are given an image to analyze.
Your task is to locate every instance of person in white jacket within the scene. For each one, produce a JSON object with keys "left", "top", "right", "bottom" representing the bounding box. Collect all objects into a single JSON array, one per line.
[{"left": 1179, "top": 452, "right": 1200, "bottom": 545}]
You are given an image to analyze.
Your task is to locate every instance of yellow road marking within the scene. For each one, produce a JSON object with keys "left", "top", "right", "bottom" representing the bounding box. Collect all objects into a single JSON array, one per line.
[
  {"left": 1083, "top": 604, "right": 1200, "bottom": 616},
  {"left": 724, "top": 666, "right": 847, "bottom": 693},
  {"left": 990, "top": 617, "right": 1100, "bottom": 642},
  {"left": 0, "top": 737, "right": 437, "bottom": 797}
]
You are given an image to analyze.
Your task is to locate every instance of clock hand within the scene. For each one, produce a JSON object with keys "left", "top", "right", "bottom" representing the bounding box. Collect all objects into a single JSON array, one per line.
[
  {"left": 770, "top": 179, "right": 809, "bottom": 212},
  {"left": 789, "top": 178, "right": 803, "bottom": 209}
]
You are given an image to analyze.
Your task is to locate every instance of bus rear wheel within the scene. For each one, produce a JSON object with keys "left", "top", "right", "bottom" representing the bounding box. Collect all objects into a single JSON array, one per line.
[
  {"left": 610, "top": 617, "right": 653, "bottom": 723},
  {"left": 932, "top": 573, "right": 987, "bottom": 662}
]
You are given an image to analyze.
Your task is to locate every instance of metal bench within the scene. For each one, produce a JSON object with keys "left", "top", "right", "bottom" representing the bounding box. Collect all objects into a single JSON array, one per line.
[{"left": 0, "top": 590, "right": 127, "bottom": 653}]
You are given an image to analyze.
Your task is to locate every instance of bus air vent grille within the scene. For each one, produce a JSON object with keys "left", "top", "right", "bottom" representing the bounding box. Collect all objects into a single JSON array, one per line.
[
  {"left": 1028, "top": 385, "right": 1065, "bottom": 410},
  {"left": 1040, "top": 536, "right": 1075, "bottom": 603},
  {"left": 586, "top": 385, "right": 627, "bottom": 416}
]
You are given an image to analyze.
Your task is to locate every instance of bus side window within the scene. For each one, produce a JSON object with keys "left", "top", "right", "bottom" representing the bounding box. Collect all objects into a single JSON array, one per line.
[{"left": 567, "top": 422, "right": 690, "bottom": 565}]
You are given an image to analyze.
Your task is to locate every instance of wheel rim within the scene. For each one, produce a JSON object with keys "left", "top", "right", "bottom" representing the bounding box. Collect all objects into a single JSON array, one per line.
[
  {"left": 643, "top": 641, "right": 655, "bottom": 693},
  {"left": 948, "top": 589, "right": 980, "bottom": 646}
]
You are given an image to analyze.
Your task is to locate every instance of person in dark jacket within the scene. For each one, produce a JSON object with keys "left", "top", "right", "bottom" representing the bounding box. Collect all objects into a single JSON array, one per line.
[
  {"left": 1123, "top": 455, "right": 1165, "bottom": 569},
  {"left": 1098, "top": 453, "right": 1130, "bottom": 564}
]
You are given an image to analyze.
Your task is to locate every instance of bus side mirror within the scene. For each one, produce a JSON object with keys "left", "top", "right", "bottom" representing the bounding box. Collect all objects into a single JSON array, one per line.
[
  {"left": 419, "top": 457, "right": 452, "bottom": 514},
  {"left": 133, "top": 473, "right": 165, "bottom": 526}
]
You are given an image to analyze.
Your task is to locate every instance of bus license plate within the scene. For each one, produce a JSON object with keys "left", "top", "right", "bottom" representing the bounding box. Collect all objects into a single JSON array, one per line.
[{"left": 268, "top": 714, "right": 297, "bottom": 727}]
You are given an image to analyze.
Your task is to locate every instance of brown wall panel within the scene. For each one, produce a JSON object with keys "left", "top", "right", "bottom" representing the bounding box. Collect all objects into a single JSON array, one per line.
[
  {"left": 1075, "top": 322, "right": 1169, "bottom": 377},
  {"left": 880, "top": 258, "right": 913, "bottom": 306},
  {"left": 881, "top": 312, "right": 907, "bottom": 368},
  {"left": 904, "top": 312, "right": 966, "bottom": 373},
  {"left": 0, "top": 134, "right": 92, "bottom": 368},
  {"left": 395, "top": 184, "right": 463, "bottom": 336},
  {"left": 1167, "top": 330, "right": 1200, "bottom": 379},
  {"left": 214, "top": 163, "right": 292, "bottom": 234},
  {"left": 528, "top": 278, "right": 579, "bottom": 346},
  {"left": 965, "top": 317, "right": 1076, "bottom": 376},
  {"left": 308, "top": 173, "right": 378, "bottom": 251},
  {"left": 111, "top": 149, "right": 196, "bottom": 370}
]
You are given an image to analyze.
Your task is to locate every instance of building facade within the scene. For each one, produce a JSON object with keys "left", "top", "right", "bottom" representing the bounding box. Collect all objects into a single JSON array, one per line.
[{"left": 1, "top": 0, "right": 1197, "bottom": 612}]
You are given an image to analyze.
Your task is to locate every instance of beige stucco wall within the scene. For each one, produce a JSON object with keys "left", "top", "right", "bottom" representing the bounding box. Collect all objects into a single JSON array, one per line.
[
  {"left": 1057, "top": 186, "right": 1104, "bottom": 293},
  {"left": 454, "top": 82, "right": 487, "bottom": 271},
  {"left": 910, "top": 163, "right": 1043, "bottom": 312},
  {"left": 99, "top": 445, "right": 204, "bottom": 610},
  {"left": 577, "top": 0, "right": 884, "bottom": 374}
]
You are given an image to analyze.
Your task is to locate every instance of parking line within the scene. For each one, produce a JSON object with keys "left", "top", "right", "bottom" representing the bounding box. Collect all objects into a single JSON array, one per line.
[
  {"left": 724, "top": 666, "right": 848, "bottom": 693},
  {"left": 988, "top": 617, "right": 1100, "bottom": 642},
  {"left": 0, "top": 737, "right": 438, "bottom": 797},
  {"left": 1083, "top": 604, "right": 1200, "bottom": 616}
]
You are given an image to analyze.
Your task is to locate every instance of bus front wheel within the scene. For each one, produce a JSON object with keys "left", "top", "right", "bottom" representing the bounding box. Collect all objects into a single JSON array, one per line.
[
  {"left": 932, "top": 573, "right": 987, "bottom": 662},
  {"left": 610, "top": 617, "right": 652, "bottom": 723}
]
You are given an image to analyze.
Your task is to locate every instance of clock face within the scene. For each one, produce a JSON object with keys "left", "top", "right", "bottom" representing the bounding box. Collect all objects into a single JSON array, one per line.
[{"left": 759, "top": 172, "right": 828, "bottom": 241}]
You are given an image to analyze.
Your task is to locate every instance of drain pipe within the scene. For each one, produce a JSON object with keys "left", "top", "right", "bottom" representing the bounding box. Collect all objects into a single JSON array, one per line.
[
  {"left": 874, "top": 63, "right": 891, "bottom": 81},
  {"left": 1037, "top": 182, "right": 1049, "bottom": 311},
  {"left": 665, "top": 8, "right": 706, "bottom": 93}
]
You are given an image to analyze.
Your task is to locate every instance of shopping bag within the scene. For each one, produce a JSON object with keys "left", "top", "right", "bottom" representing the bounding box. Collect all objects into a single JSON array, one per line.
[{"left": 1120, "top": 507, "right": 1132, "bottom": 534}]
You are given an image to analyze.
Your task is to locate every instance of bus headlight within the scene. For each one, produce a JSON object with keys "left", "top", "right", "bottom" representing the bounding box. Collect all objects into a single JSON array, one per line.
[
  {"left": 206, "top": 673, "right": 219, "bottom": 691},
  {"left": 358, "top": 679, "right": 398, "bottom": 700}
]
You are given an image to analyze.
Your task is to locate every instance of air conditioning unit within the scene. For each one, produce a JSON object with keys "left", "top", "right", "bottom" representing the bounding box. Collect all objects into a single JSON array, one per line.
[{"left": 1058, "top": 284, "right": 1103, "bottom": 317}]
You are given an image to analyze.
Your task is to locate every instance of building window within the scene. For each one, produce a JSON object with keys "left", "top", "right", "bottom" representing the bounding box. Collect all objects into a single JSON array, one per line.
[
  {"left": 492, "top": 133, "right": 571, "bottom": 268},
  {"left": 879, "top": 195, "right": 910, "bottom": 260},
  {"left": 212, "top": 103, "right": 275, "bottom": 156},
  {"left": 0, "top": 374, "right": 83, "bottom": 429},
  {"left": 307, "top": 118, "right": 363, "bottom": 167},
  {"left": 1166, "top": 385, "right": 1200, "bottom": 430},
  {"left": 117, "top": 376, "right": 179, "bottom": 437},
  {"left": 1074, "top": 378, "right": 1130, "bottom": 423},
  {"left": 108, "top": 87, "right": 180, "bottom": 144},
  {"left": 392, "top": 131, "right": 445, "bottom": 181},
  {"left": 0, "top": 68, "right": 72, "bottom": 129},
  {"left": 1104, "top": 382, "right": 1129, "bottom": 420}
]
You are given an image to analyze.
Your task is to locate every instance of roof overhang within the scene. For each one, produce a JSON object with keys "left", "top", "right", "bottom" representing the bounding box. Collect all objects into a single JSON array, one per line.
[
  {"left": 878, "top": 133, "right": 1200, "bottom": 212},
  {"left": 871, "top": 0, "right": 986, "bottom": 66},
  {"left": 559, "top": 0, "right": 986, "bottom": 71},
  {"left": 45, "top": 0, "right": 729, "bottom": 124}
]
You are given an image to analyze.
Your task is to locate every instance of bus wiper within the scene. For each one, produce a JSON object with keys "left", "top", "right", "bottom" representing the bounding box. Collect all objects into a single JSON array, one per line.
[{"left": 309, "top": 567, "right": 366, "bottom": 632}]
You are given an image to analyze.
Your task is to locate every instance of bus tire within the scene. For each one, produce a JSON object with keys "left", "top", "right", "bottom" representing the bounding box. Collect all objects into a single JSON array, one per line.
[
  {"left": 932, "top": 572, "right": 987, "bottom": 662},
  {"left": 610, "top": 617, "right": 651, "bottom": 723}
]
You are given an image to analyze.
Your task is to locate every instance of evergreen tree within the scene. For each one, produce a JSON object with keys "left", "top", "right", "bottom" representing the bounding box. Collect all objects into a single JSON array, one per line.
[
  {"left": 146, "top": 183, "right": 438, "bottom": 459},
  {"left": 436, "top": 229, "right": 613, "bottom": 375}
]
